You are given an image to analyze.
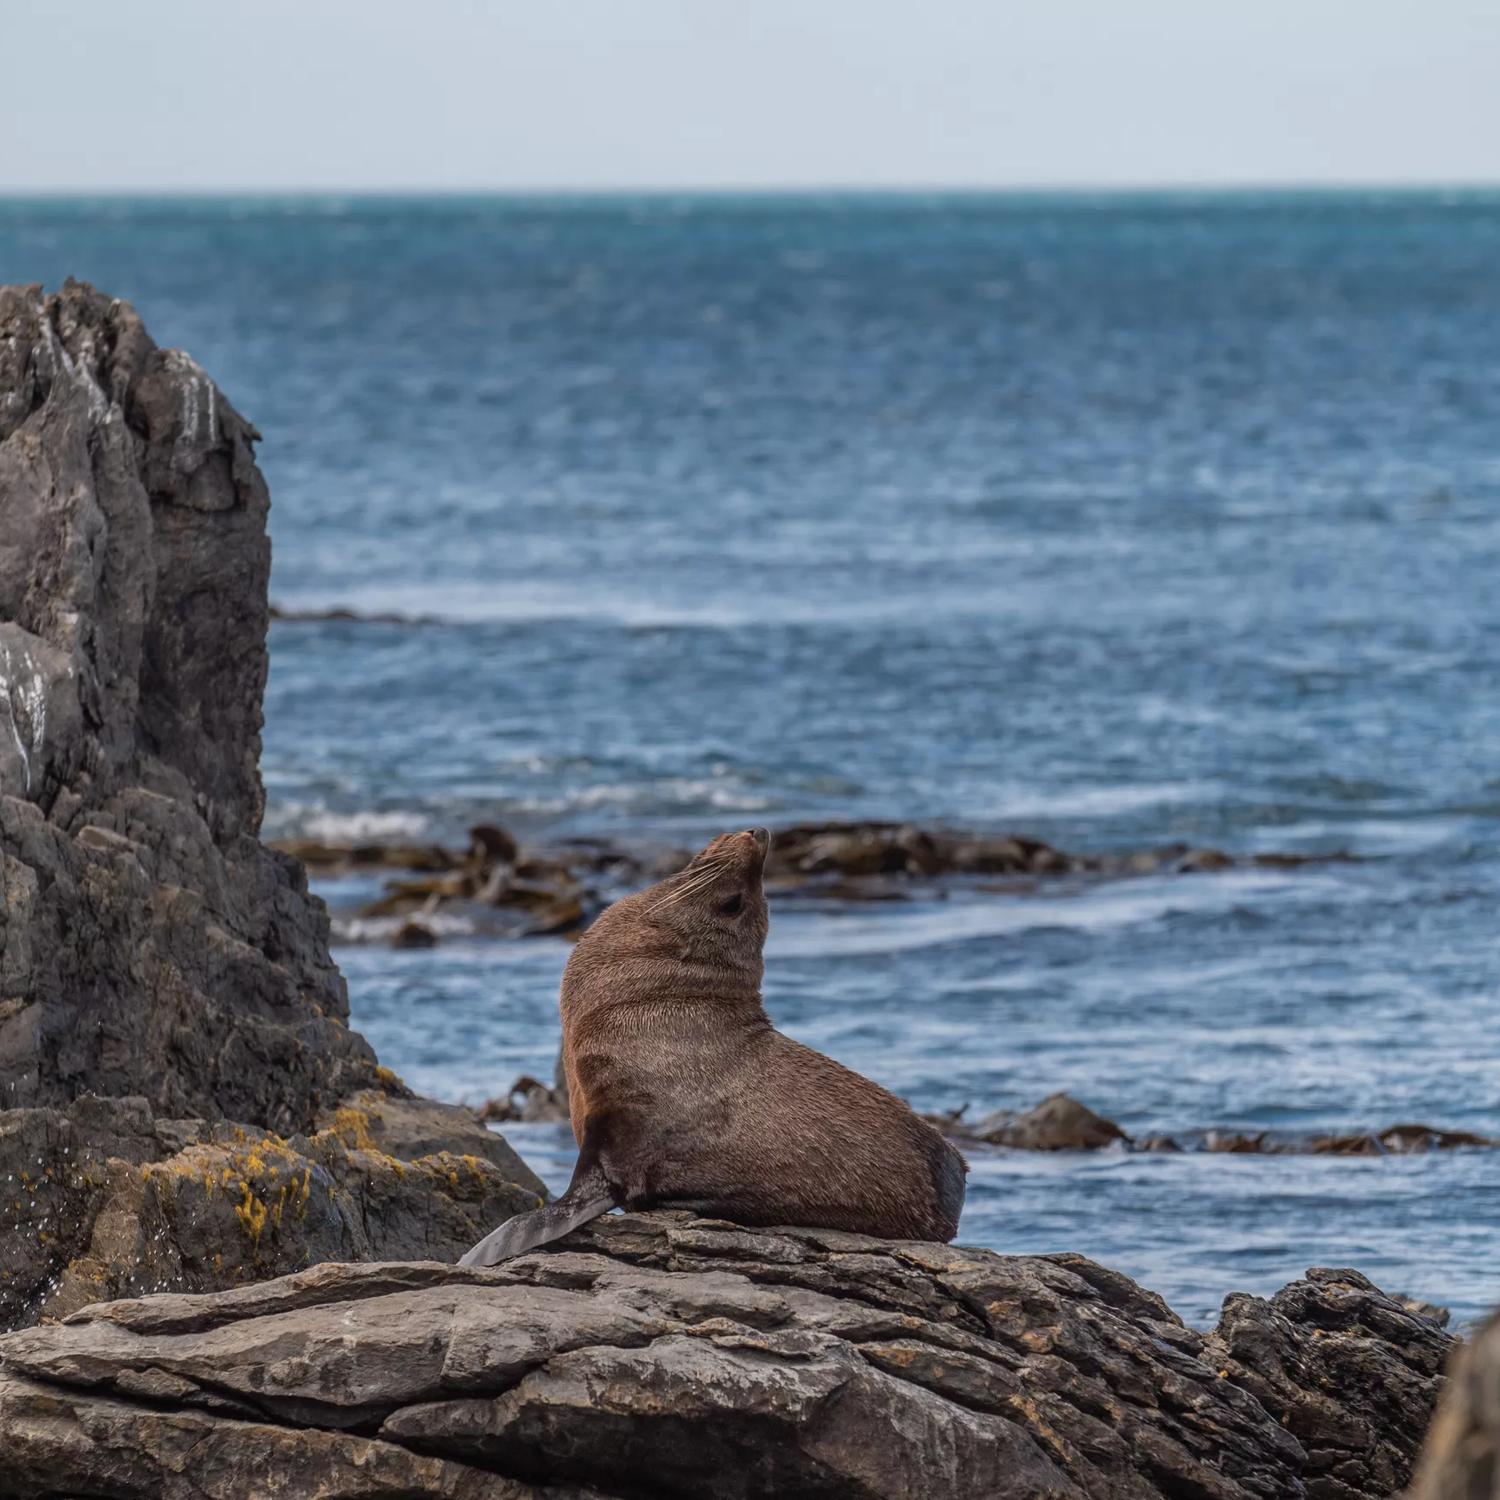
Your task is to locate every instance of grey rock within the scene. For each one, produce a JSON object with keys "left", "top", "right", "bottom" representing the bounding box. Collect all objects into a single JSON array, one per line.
[
  {"left": 0, "top": 1213, "right": 1454, "bottom": 1499},
  {"left": 1206, "top": 1267, "right": 1453, "bottom": 1499},
  {"left": 967, "top": 1091, "right": 1132, "bottom": 1150},
  {"left": 0, "top": 1091, "right": 545, "bottom": 1329},
  {"left": 0, "top": 284, "right": 547, "bottom": 1331},
  {"left": 0, "top": 1366, "right": 584, "bottom": 1499},
  {"left": 0, "top": 280, "right": 375, "bottom": 1128}
]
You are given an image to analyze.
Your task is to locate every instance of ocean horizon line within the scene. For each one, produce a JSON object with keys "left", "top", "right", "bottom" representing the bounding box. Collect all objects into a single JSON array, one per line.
[{"left": 3, "top": 180, "right": 1500, "bottom": 207}]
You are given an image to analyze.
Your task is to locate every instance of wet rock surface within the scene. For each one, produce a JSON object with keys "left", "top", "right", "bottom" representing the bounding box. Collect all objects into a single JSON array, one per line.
[
  {"left": 952, "top": 1092, "right": 1132, "bottom": 1150},
  {"left": 478, "top": 1075, "right": 571, "bottom": 1125},
  {"left": 0, "top": 284, "right": 547, "bottom": 1331},
  {"left": 0, "top": 1213, "right": 1453, "bottom": 1500}
]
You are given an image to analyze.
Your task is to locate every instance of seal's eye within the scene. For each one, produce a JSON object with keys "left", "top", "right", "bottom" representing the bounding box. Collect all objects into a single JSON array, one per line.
[{"left": 717, "top": 892, "right": 745, "bottom": 918}]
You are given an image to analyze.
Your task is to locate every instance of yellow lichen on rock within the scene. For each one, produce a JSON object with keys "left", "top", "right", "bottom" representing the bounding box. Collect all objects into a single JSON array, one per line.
[
  {"left": 234, "top": 1182, "right": 269, "bottom": 1248},
  {"left": 324, "top": 1108, "right": 376, "bottom": 1152}
]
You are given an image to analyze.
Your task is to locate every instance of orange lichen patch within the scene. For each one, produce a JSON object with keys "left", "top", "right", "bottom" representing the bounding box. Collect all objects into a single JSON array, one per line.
[
  {"left": 324, "top": 1108, "right": 376, "bottom": 1152},
  {"left": 374, "top": 1065, "right": 405, "bottom": 1092},
  {"left": 137, "top": 1132, "right": 323, "bottom": 1262},
  {"left": 234, "top": 1183, "right": 268, "bottom": 1248}
]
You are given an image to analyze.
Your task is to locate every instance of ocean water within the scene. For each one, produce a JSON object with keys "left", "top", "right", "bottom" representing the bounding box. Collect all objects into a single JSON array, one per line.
[{"left": 4, "top": 192, "right": 1497, "bottom": 1327}]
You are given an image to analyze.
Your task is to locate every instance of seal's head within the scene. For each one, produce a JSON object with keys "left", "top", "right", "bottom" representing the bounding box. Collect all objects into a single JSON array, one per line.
[{"left": 563, "top": 828, "right": 771, "bottom": 1009}]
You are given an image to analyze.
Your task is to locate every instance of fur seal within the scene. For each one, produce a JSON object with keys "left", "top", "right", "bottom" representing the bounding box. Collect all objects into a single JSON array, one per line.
[{"left": 460, "top": 827, "right": 967, "bottom": 1265}]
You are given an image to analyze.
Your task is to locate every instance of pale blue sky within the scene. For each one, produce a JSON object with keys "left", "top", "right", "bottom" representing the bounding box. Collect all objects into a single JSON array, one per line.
[{"left": 5, "top": 0, "right": 1498, "bottom": 191}]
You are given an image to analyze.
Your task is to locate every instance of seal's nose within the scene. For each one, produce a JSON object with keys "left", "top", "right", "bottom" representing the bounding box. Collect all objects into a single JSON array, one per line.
[{"left": 747, "top": 827, "right": 771, "bottom": 853}]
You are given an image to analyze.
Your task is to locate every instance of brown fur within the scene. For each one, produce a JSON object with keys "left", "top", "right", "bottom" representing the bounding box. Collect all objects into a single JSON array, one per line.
[{"left": 556, "top": 828, "right": 967, "bottom": 1241}]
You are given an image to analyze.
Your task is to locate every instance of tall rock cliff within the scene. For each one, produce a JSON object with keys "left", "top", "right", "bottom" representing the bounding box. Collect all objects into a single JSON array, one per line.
[
  {"left": 0, "top": 279, "right": 373, "bottom": 1127},
  {"left": 0, "top": 283, "right": 543, "bottom": 1329}
]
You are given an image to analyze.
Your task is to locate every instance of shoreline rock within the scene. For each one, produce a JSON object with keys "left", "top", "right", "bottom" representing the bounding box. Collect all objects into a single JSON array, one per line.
[
  {"left": 0, "top": 280, "right": 375, "bottom": 1127},
  {"left": 0, "top": 283, "right": 544, "bottom": 1332},
  {"left": 1, "top": 1090, "right": 546, "bottom": 1329},
  {"left": 0, "top": 1213, "right": 1454, "bottom": 1499},
  {"left": 483, "top": 1080, "right": 1497, "bottom": 1159}
]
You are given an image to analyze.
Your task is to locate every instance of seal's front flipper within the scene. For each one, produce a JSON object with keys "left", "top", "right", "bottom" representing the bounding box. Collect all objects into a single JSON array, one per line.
[{"left": 457, "top": 1160, "right": 614, "bottom": 1267}]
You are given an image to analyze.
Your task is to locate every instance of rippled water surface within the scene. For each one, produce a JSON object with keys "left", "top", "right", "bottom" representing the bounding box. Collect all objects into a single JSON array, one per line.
[{"left": 5, "top": 192, "right": 1497, "bottom": 1325}]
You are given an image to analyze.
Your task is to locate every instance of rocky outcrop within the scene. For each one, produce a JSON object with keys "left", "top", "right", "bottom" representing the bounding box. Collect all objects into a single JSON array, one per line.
[
  {"left": 478, "top": 1073, "right": 571, "bottom": 1124},
  {"left": 0, "top": 282, "right": 1464, "bottom": 1498},
  {"left": 0, "top": 1213, "right": 1453, "bottom": 1500},
  {"left": 0, "top": 283, "right": 545, "bottom": 1331},
  {"left": 1409, "top": 1308, "right": 1500, "bottom": 1499},
  {"left": 0, "top": 280, "right": 375, "bottom": 1126},
  {"left": 0, "top": 1090, "right": 545, "bottom": 1329}
]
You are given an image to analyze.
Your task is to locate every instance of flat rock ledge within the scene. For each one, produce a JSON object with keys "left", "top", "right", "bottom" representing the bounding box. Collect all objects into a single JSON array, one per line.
[{"left": 0, "top": 1213, "right": 1452, "bottom": 1500}]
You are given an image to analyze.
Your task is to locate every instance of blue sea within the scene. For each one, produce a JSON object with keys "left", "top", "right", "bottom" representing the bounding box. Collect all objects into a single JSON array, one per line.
[{"left": 4, "top": 192, "right": 1497, "bottom": 1327}]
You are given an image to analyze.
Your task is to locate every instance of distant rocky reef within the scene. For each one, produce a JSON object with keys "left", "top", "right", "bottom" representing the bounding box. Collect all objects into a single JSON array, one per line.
[{"left": 276, "top": 817, "right": 1359, "bottom": 946}]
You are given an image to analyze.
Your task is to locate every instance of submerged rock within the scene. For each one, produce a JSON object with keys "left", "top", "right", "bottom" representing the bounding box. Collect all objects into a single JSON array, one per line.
[
  {"left": 284, "top": 818, "right": 1363, "bottom": 945},
  {"left": 1307, "top": 1123, "right": 1496, "bottom": 1155},
  {"left": 477, "top": 1074, "right": 571, "bottom": 1124},
  {"left": 391, "top": 919, "right": 440, "bottom": 949},
  {"left": 0, "top": 1214, "right": 1452, "bottom": 1500},
  {"left": 274, "top": 837, "right": 462, "bottom": 872}
]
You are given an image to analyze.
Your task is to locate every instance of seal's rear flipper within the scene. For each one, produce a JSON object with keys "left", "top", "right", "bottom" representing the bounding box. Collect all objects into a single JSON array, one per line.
[{"left": 457, "top": 1159, "right": 614, "bottom": 1267}]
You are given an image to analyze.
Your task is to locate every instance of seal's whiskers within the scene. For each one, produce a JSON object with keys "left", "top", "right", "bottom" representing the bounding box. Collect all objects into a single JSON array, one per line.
[{"left": 648, "top": 858, "right": 731, "bottom": 912}]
